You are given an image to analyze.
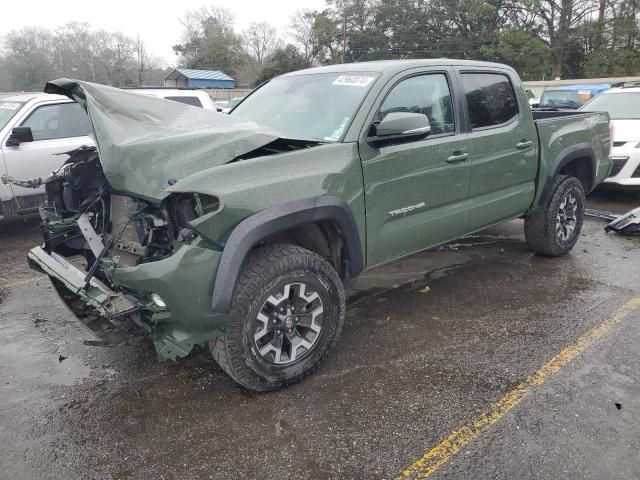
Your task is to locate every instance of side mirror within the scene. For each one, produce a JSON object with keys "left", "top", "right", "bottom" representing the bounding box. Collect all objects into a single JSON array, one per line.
[
  {"left": 368, "top": 112, "right": 431, "bottom": 147},
  {"left": 6, "top": 126, "right": 34, "bottom": 147}
]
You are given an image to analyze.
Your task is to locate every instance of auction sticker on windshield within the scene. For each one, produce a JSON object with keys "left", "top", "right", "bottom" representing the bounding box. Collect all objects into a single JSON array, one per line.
[
  {"left": 332, "top": 75, "right": 375, "bottom": 87},
  {"left": 0, "top": 102, "right": 20, "bottom": 110}
]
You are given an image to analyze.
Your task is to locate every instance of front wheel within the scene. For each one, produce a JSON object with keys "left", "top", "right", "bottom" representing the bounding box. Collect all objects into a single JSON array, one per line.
[
  {"left": 524, "top": 175, "right": 585, "bottom": 257},
  {"left": 209, "top": 244, "right": 345, "bottom": 391}
]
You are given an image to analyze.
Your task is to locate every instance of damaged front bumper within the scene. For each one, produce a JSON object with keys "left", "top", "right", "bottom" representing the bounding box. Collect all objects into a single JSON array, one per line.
[
  {"left": 28, "top": 238, "right": 228, "bottom": 360},
  {"left": 27, "top": 246, "right": 146, "bottom": 346}
]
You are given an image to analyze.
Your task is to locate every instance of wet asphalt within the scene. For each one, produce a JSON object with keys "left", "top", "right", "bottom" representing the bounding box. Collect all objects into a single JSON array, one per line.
[{"left": 0, "top": 190, "right": 639, "bottom": 480}]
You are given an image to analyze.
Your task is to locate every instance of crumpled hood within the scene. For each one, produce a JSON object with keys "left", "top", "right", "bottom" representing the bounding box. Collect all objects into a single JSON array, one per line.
[{"left": 45, "top": 79, "right": 281, "bottom": 201}]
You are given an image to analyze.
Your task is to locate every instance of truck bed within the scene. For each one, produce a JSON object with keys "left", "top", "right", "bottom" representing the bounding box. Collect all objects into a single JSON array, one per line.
[{"left": 532, "top": 110, "right": 612, "bottom": 205}]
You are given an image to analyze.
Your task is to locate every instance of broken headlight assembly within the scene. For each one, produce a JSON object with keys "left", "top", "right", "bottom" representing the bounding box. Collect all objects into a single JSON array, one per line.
[{"left": 168, "top": 193, "right": 220, "bottom": 241}]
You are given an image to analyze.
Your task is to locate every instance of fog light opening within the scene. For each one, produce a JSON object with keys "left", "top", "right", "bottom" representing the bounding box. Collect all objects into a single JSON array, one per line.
[{"left": 150, "top": 293, "right": 167, "bottom": 310}]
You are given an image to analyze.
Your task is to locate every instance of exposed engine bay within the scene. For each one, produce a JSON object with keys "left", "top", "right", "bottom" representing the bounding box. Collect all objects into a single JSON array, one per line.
[
  {"left": 40, "top": 146, "right": 214, "bottom": 271},
  {"left": 22, "top": 146, "right": 223, "bottom": 347}
]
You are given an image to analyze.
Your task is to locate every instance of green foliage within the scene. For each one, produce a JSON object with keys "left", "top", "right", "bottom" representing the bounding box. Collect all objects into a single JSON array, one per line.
[
  {"left": 173, "top": 7, "right": 246, "bottom": 75},
  {"left": 479, "top": 30, "right": 552, "bottom": 80},
  {"left": 295, "top": 0, "right": 640, "bottom": 80},
  {"left": 253, "top": 45, "right": 309, "bottom": 86}
]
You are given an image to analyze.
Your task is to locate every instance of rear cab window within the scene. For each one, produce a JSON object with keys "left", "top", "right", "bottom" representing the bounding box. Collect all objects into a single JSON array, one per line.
[
  {"left": 461, "top": 73, "right": 519, "bottom": 129},
  {"left": 165, "top": 96, "right": 203, "bottom": 108}
]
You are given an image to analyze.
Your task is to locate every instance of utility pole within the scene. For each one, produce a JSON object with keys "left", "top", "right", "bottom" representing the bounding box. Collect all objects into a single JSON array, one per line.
[{"left": 342, "top": 4, "right": 347, "bottom": 63}]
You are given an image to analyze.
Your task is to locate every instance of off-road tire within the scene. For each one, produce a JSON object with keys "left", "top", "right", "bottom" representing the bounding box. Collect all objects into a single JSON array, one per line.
[
  {"left": 209, "top": 243, "right": 345, "bottom": 392},
  {"left": 524, "top": 175, "right": 585, "bottom": 257}
]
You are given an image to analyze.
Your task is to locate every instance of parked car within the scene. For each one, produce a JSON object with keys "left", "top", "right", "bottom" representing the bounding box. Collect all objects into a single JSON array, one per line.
[
  {"left": 580, "top": 84, "right": 640, "bottom": 188},
  {"left": 0, "top": 92, "right": 94, "bottom": 220},
  {"left": 222, "top": 96, "right": 246, "bottom": 113},
  {"left": 28, "top": 60, "right": 611, "bottom": 391},
  {"left": 538, "top": 84, "right": 611, "bottom": 109},
  {"left": 126, "top": 88, "right": 217, "bottom": 110},
  {"left": 212, "top": 100, "right": 229, "bottom": 112}
]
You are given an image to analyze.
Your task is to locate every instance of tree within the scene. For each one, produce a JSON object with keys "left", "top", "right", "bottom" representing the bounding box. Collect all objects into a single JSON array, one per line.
[
  {"left": 254, "top": 44, "right": 308, "bottom": 85},
  {"left": 2, "top": 27, "right": 57, "bottom": 91},
  {"left": 521, "top": 0, "right": 598, "bottom": 78},
  {"left": 479, "top": 29, "right": 552, "bottom": 79},
  {"left": 290, "top": 9, "right": 318, "bottom": 66},
  {"left": 0, "top": 22, "right": 159, "bottom": 90},
  {"left": 173, "top": 6, "right": 246, "bottom": 75},
  {"left": 243, "top": 22, "right": 280, "bottom": 65}
]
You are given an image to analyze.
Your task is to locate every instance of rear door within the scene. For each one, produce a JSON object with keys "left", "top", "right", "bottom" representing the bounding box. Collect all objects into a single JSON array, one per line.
[
  {"left": 2, "top": 101, "right": 93, "bottom": 211},
  {"left": 455, "top": 69, "right": 538, "bottom": 231},
  {"left": 359, "top": 68, "right": 472, "bottom": 265}
]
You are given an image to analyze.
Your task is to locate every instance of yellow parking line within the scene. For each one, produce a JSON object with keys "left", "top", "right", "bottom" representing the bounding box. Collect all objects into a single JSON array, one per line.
[
  {"left": 397, "top": 296, "right": 640, "bottom": 480},
  {"left": 0, "top": 275, "right": 47, "bottom": 290}
]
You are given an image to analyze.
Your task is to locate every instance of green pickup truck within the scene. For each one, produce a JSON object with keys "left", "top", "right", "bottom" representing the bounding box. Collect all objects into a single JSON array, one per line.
[{"left": 27, "top": 60, "right": 612, "bottom": 391}]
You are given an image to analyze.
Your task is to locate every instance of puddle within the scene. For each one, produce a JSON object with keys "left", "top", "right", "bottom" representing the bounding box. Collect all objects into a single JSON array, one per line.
[
  {"left": 424, "top": 264, "right": 464, "bottom": 280},
  {"left": 47, "top": 355, "right": 91, "bottom": 386}
]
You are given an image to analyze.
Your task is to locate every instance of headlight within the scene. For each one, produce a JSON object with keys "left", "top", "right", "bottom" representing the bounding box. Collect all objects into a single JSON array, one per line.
[
  {"left": 170, "top": 193, "right": 220, "bottom": 227},
  {"left": 150, "top": 293, "right": 167, "bottom": 309}
]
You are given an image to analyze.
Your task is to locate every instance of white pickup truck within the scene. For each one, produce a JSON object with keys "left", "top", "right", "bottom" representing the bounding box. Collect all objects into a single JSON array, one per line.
[
  {"left": 0, "top": 92, "right": 94, "bottom": 220},
  {"left": 1, "top": 88, "right": 218, "bottom": 221}
]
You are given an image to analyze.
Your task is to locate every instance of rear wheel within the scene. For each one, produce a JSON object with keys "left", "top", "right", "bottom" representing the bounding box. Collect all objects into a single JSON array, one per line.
[
  {"left": 524, "top": 175, "right": 585, "bottom": 257},
  {"left": 209, "top": 244, "right": 345, "bottom": 391}
]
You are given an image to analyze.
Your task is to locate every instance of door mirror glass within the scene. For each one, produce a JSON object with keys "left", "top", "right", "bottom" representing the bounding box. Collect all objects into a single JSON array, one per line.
[
  {"left": 376, "top": 112, "right": 431, "bottom": 137},
  {"left": 6, "top": 126, "right": 34, "bottom": 147}
]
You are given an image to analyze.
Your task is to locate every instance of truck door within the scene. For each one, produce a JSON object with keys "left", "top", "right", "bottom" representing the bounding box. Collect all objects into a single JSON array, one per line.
[
  {"left": 359, "top": 70, "right": 472, "bottom": 265},
  {"left": 455, "top": 69, "right": 538, "bottom": 231},
  {"left": 2, "top": 101, "right": 93, "bottom": 211}
]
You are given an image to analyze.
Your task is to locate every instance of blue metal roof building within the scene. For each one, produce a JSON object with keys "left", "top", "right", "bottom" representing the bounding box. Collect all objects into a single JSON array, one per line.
[{"left": 164, "top": 69, "right": 236, "bottom": 89}]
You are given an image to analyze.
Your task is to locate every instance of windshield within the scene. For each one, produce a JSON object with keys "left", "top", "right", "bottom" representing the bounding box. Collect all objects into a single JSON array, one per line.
[
  {"left": 539, "top": 90, "right": 585, "bottom": 109},
  {"left": 0, "top": 101, "right": 25, "bottom": 131},
  {"left": 231, "top": 72, "right": 379, "bottom": 142},
  {"left": 580, "top": 92, "right": 640, "bottom": 119}
]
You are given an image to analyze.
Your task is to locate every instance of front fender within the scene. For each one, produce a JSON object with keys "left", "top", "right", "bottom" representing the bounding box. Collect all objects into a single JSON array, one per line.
[{"left": 210, "top": 195, "right": 364, "bottom": 313}]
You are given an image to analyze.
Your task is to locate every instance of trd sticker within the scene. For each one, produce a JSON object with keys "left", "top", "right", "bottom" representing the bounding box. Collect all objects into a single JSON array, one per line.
[{"left": 0, "top": 102, "right": 20, "bottom": 110}]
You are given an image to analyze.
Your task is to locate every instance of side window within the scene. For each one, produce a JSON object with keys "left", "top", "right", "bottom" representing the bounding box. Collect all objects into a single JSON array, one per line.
[
  {"left": 165, "top": 96, "right": 203, "bottom": 108},
  {"left": 461, "top": 73, "right": 519, "bottom": 129},
  {"left": 21, "top": 103, "right": 91, "bottom": 141},
  {"left": 379, "top": 74, "right": 455, "bottom": 136}
]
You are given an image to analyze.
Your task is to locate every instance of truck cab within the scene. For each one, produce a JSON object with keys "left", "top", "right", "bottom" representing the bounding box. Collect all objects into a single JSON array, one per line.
[{"left": 0, "top": 93, "right": 94, "bottom": 219}]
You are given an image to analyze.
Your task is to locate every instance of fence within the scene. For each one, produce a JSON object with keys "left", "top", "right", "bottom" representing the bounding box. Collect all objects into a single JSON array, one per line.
[
  {"left": 524, "top": 76, "right": 640, "bottom": 97},
  {"left": 204, "top": 88, "right": 253, "bottom": 101}
]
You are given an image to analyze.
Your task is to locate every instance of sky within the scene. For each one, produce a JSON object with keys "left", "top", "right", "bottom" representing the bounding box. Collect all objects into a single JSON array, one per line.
[{"left": 1, "top": 0, "right": 328, "bottom": 66}]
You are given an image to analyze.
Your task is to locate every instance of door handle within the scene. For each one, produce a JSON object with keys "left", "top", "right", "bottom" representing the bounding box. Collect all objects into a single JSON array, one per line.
[
  {"left": 445, "top": 152, "right": 469, "bottom": 163},
  {"left": 516, "top": 140, "right": 533, "bottom": 150}
]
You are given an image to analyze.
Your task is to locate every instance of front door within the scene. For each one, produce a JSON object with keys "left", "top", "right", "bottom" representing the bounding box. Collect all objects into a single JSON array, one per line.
[
  {"left": 359, "top": 70, "right": 472, "bottom": 266},
  {"left": 3, "top": 101, "right": 93, "bottom": 211}
]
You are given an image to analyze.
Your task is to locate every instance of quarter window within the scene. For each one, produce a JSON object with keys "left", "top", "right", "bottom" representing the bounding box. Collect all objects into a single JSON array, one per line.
[
  {"left": 461, "top": 73, "right": 519, "bottom": 129},
  {"left": 21, "top": 103, "right": 92, "bottom": 141},
  {"left": 379, "top": 74, "right": 455, "bottom": 136}
]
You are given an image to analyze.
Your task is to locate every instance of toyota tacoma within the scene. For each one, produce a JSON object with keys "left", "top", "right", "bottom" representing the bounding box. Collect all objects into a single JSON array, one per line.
[{"left": 25, "top": 60, "right": 612, "bottom": 391}]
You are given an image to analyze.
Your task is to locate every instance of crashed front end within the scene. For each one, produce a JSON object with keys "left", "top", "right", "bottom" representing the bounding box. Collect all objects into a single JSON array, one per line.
[
  {"left": 25, "top": 78, "right": 286, "bottom": 359},
  {"left": 28, "top": 146, "right": 225, "bottom": 358}
]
